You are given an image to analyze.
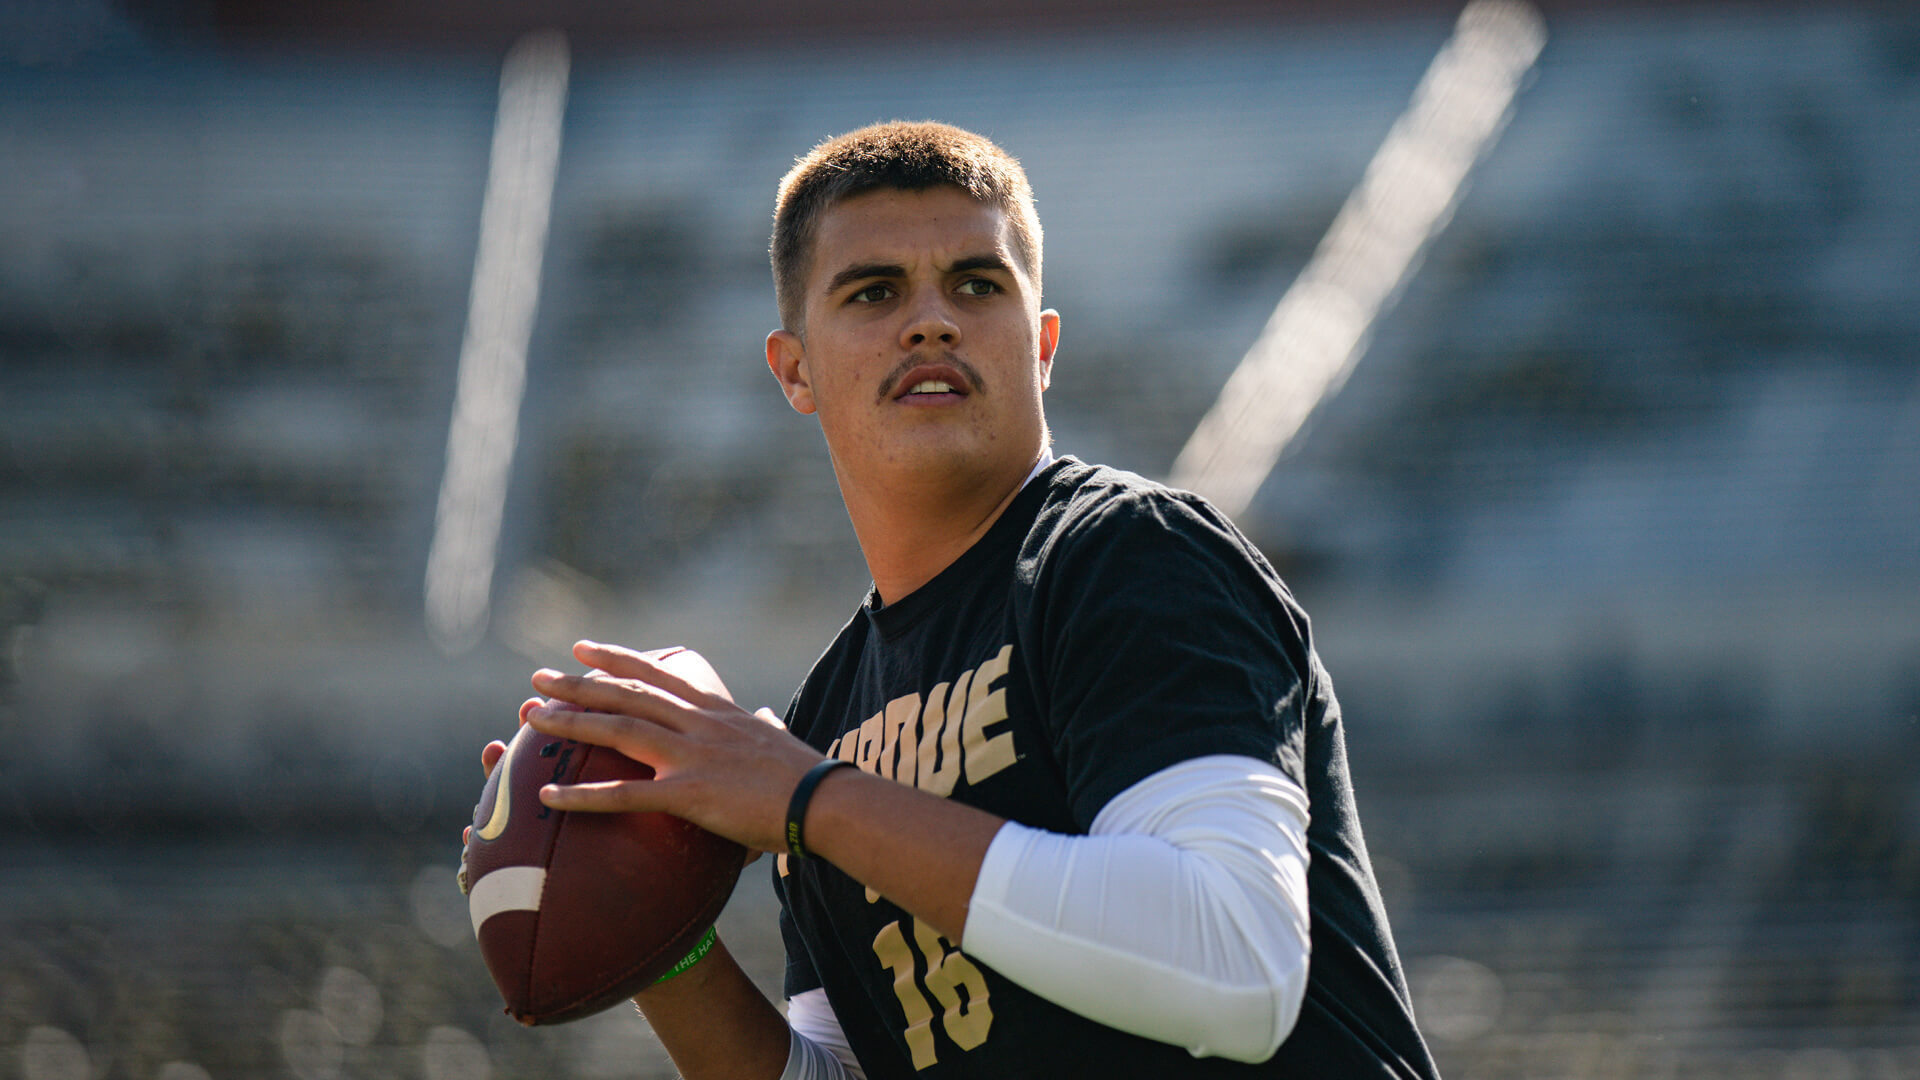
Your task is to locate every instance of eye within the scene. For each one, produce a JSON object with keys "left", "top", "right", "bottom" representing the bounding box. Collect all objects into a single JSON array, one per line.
[
  {"left": 850, "top": 284, "right": 894, "bottom": 303},
  {"left": 956, "top": 278, "right": 999, "bottom": 297}
]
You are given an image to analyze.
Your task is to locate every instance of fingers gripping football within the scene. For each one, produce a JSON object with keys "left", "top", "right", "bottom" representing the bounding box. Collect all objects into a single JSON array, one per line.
[
  {"left": 572, "top": 641, "right": 739, "bottom": 712},
  {"left": 525, "top": 642, "right": 824, "bottom": 854}
]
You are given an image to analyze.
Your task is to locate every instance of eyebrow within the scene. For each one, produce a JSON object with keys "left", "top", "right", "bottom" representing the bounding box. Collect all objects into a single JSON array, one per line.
[
  {"left": 948, "top": 253, "right": 1015, "bottom": 277},
  {"left": 822, "top": 262, "right": 905, "bottom": 297},
  {"left": 821, "top": 253, "right": 1016, "bottom": 298}
]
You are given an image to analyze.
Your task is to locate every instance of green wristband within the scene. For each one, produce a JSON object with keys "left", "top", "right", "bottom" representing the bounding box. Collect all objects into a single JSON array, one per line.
[{"left": 653, "top": 925, "right": 719, "bottom": 985}]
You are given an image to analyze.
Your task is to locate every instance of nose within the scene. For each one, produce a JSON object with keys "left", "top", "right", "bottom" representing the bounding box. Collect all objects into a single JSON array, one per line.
[{"left": 900, "top": 289, "right": 960, "bottom": 350}]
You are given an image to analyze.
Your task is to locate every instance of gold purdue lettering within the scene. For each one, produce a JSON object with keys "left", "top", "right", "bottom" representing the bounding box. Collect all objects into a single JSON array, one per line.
[
  {"left": 915, "top": 675, "right": 967, "bottom": 797},
  {"left": 854, "top": 710, "right": 888, "bottom": 777},
  {"left": 961, "top": 645, "right": 1017, "bottom": 785},
  {"left": 826, "top": 645, "right": 1020, "bottom": 803}
]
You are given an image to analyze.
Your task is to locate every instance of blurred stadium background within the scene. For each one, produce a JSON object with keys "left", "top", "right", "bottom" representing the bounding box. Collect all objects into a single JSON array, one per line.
[{"left": 3, "top": 0, "right": 1918, "bottom": 1077}]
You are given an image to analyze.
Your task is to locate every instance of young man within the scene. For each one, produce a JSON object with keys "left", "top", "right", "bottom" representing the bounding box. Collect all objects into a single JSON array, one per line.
[{"left": 503, "top": 122, "right": 1439, "bottom": 1079}]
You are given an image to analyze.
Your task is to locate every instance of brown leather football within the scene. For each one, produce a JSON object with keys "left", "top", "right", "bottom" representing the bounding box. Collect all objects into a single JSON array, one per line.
[{"left": 461, "top": 647, "right": 745, "bottom": 1025}]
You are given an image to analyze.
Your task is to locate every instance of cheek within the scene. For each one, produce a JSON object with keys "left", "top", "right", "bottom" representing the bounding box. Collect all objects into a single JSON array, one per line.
[{"left": 814, "top": 352, "right": 884, "bottom": 405}]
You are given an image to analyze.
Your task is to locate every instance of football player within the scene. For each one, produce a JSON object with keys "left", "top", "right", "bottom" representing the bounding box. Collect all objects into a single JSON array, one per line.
[{"left": 499, "top": 121, "right": 1439, "bottom": 1080}]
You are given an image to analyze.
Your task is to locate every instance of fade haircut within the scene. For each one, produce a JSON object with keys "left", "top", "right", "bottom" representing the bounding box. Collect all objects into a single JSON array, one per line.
[{"left": 771, "top": 121, "right": 1043, "bottom": 333}]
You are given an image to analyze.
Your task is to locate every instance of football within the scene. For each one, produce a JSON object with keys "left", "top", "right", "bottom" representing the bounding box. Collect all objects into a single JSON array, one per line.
[{"left": 461, "top": 647, "right": 746, "bottom": 1025}]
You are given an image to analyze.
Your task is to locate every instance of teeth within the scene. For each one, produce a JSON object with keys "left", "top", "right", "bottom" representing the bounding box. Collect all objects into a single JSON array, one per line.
[{"left": 908, "top": 380, "right": 955, "bottom": 395}]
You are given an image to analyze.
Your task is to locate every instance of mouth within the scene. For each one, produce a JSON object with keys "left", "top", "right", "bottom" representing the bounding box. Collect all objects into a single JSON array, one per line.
[{"left": 887, "top": 362, "right": 973, "bottom": 404}]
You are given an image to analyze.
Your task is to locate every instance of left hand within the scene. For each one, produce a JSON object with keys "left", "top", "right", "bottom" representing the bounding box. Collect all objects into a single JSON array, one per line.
[{"left": 526, "top": 640, "right": 828, "bottom": 854}]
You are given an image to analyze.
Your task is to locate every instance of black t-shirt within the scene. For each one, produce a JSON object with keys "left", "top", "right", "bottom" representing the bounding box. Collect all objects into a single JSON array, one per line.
[{"left": 774, "top": 458, "right": 1439, "bottom": 1079}]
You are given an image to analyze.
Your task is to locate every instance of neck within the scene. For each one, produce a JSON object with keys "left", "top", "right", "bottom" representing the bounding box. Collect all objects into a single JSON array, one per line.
[{"left": 837, "top": 448, "right": 1045, "bottom": 605}]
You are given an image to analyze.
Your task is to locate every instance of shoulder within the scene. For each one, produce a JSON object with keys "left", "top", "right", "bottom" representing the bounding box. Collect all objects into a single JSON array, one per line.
[
  {"left": 1016, "top": 458, "right": 1313, "bottom": 659},
  {"left": 1024, "top": 459, "right": 1282, "bottom": 591}
]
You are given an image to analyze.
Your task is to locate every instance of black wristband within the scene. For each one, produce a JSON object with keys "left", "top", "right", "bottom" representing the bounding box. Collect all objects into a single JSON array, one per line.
[{"left": 785, "top": 759, "right": 851, "bottom": 861}]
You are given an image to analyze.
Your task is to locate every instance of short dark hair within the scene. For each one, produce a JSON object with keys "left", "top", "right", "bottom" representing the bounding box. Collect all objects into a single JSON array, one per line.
[{"left": 770, "top": 121, "right": 1042, "bottom": 332}]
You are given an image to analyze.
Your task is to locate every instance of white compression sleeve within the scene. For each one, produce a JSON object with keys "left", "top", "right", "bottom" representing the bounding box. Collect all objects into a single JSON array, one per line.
[
  {"left": 960, "top": 755, "right": 1312, "bottom": 1063},
  {"left": 780, "top": 988, "right": 864, "bottom": 1080}
]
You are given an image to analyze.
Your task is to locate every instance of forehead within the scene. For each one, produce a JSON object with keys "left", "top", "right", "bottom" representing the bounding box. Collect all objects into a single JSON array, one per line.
[{"left": 808, "top": 186, "right": 1016, "bottom": 285}]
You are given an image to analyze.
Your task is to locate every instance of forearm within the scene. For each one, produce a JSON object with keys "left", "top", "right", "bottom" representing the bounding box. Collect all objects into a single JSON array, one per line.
[
  {"left": 796, "top": 765, "right": 1005, "bottom": 943},
  {"left": 632, "top": 938, "right": 792, "bottom": 1080}
]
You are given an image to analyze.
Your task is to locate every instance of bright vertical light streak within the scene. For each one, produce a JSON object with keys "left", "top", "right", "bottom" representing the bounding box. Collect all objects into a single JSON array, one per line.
[
  {"left": 425, "top": 30, "right": 569, "bottom": 654},
  {"left": 1168, "top": 1, "right": 1546, "bottom": 520}
]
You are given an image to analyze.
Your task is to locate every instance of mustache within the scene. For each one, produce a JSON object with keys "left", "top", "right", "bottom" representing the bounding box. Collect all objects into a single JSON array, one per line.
[{"left": 875, "top": 352, "right": 987, "bottom": 402}]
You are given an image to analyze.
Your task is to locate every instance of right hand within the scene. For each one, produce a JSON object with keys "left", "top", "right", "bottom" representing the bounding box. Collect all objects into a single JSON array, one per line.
[{"left": 524, "top": 641, "right": 828, "bottom": 856}]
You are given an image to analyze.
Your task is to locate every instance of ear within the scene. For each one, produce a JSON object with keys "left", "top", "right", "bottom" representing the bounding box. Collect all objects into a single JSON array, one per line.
[
  {"left": 766, "top": 329, "right": 816, "bottom": 415},
  {"left": 1037, "top": 309, "right": 1061, "bottom": 392}
]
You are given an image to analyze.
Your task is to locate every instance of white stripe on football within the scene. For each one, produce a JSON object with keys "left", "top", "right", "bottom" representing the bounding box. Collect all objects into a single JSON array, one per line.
[{"left": 468, "top": 866, "right": 547, "bottom": 935}]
